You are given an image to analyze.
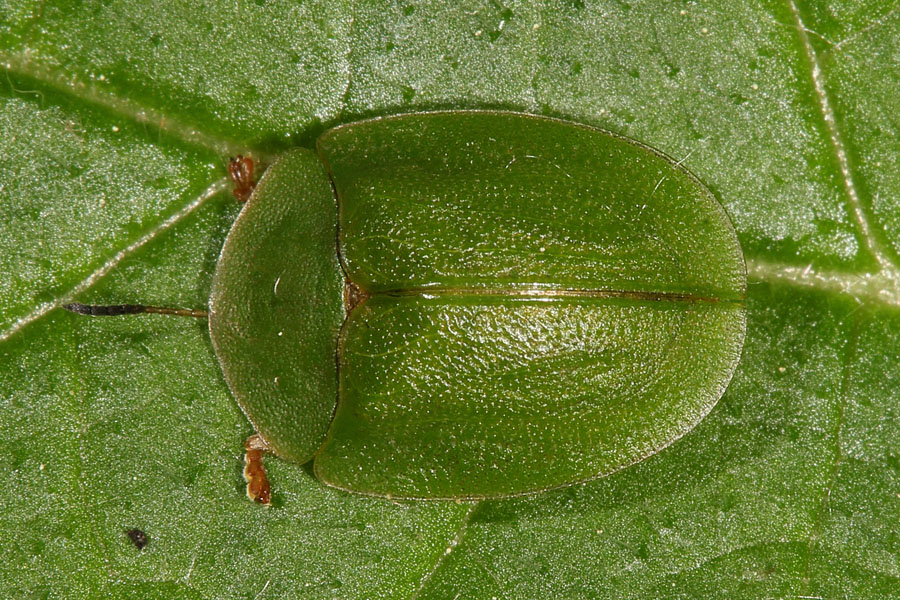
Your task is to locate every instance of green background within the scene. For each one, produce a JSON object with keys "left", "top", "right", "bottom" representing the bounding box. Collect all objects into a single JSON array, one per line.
[{"left": 1, "top": 1, "right": 898, "bottom": 598}]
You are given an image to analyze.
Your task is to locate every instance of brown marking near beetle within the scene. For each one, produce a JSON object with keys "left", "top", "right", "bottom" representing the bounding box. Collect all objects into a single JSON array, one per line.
[
  {"left": 243, "top": 434, "right": 272, "bottom": 505},
  {"left": 228, "top": 155, "right": 256, "bottom": 203},
  {"left": 343, "top": 279, "right": 368, "bottom": 313}
]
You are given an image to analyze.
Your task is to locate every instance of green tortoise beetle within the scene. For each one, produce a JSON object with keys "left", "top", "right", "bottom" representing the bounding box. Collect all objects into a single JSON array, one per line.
[{"left": 67, "top": 110, "right": 747, "bottom": 503}]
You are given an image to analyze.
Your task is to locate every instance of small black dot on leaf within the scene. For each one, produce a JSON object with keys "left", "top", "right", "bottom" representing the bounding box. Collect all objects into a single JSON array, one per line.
[{"left": 126, "top": 528, "right": 149, "bottom": 550}]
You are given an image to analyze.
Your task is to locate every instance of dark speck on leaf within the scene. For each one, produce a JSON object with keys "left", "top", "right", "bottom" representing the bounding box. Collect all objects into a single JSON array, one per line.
[{"left": 126, "top": 528, "right": 149, "bottom": 550}]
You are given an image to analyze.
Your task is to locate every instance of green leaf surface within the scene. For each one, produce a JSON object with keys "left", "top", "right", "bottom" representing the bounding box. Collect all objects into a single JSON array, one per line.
[{"left": 1, "top": 1, "right": 898, "bottom": 598}]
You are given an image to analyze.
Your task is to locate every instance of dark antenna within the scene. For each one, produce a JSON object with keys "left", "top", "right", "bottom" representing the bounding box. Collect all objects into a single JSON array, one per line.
[
  {"left": 64, "top": 303, "right": 208, "bottom": 319},
  {"left": 62, "top": 158, "right": 255, "bottom": 322}
]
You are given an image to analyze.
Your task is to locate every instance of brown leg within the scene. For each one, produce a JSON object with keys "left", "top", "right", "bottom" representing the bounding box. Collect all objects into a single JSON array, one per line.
[
  {"left": 243, "top": 434, "right": 272, "bottom": 505},
  {"left": 228, "top": 155, "right": 256, "bottom": 203}
]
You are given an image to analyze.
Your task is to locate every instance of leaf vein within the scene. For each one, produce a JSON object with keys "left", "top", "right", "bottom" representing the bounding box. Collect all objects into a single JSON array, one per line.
[
  {"left": 409, "top": 503, "right": 478, "bottom": 600},
  {"left": 747, "top": 258, "right": 900, "bottom": 308},
  {"left": 787, "top": 0, "right": 899, "bottom": 274},
  {"left": 0, "top": 177, "right": 228, "bottom": 344},
  {"left": 832, "top": 4, "right": 900, "bottom": 51},
  {"left": 800, "top": 308, "right": 860, "bottom": 593},
  {"left": 0, "top": 57, "right": 258, "bottom": 159}
]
